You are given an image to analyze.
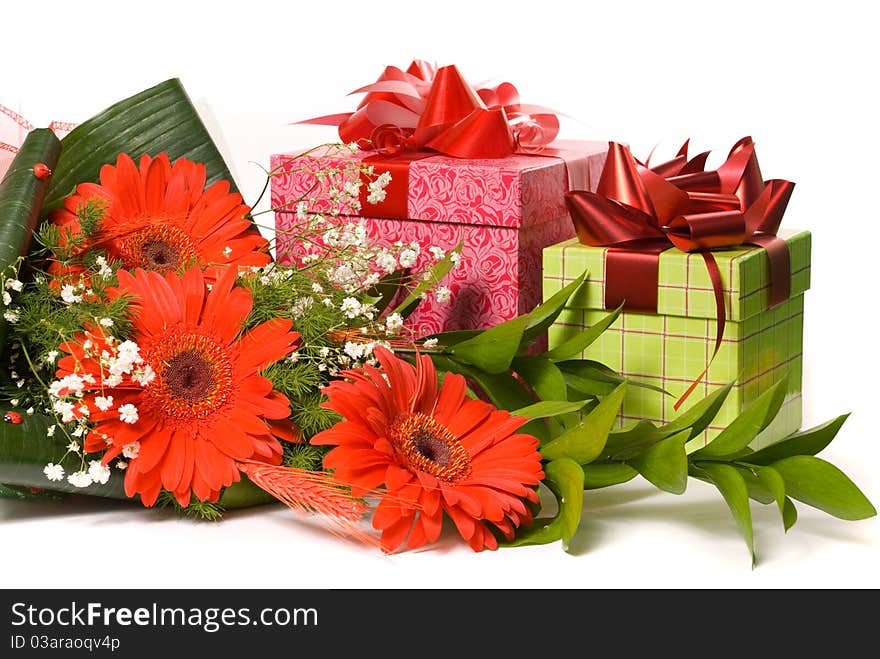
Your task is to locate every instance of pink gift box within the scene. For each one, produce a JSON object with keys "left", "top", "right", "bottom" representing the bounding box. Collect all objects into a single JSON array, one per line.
[{"left": 271, "top": 140, "right": 608, "bottom": 336}]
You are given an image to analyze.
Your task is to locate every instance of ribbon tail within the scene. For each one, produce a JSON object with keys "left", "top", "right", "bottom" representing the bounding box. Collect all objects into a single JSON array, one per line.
[{"left": 673, "top": 251, "right": 726, "bottom": 411}]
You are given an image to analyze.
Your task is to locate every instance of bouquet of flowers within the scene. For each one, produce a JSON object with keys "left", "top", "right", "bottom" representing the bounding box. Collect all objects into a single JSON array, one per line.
[{"left": 0, "top": 79, "right": 873, "bottom": 563}]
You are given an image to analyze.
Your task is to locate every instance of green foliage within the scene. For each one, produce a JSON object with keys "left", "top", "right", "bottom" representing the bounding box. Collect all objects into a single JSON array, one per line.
[
  {"left": 283, "top": 443, "right": 327, "bottom": 471},
  {"left": 289, "top": 392, "right": 340, "bottom": 438},
  {"left": 157, "top": 490, "right": 225, "bottom": 522}
]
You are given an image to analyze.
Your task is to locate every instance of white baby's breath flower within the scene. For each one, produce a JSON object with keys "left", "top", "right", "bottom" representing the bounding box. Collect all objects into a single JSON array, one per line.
[
  {"left": 9, "top": 398, "right": 18, "bottom": 407},
  {"left": 25, "top": 407, "right": 34, "bottom": 415},
  {"left": 122, "top": 442, "right": 140, "bottom": 459},
  {"left": 434, "top": 286, "right": 452, "bottom": 303},
  {"left": 43, "top": 463, "right": 65, "bottom": 482},
  {"left": 67, "top": 471, "right": 93, "bottom": 488},
  {"left": 287, "top": 351, "right": 300, "bottom": 363},
  {"left": 94, "top": 395, "right": 114, "bottom": 412},
  {"left": 99, "top": 317, "right": 114, "bottom": 328},
  {"left": 118, "top": 403, "right": 139, "bottom": 424},
  {"left": 422, "top": 338, "right": 439, "bottom": 349},
  {"left": 60, "top": 284, "right": 83, "bottom": 304},
  {"left": 366, "top": 188, "right": 386, "bottom": 205},
  {"left": 3, "top": 308, "right": 20, "bottom": 323},
  {"left": 295, "top": 201, "right": 309, "bottom": 221},
  {"left": 53, "top": 401, "right": 76, "bottom": 423},
  {"left": 46, "top": 425, "right": 56, "bottom": 437},
  {"left": 116, "top": 460, "right": 127, "bottom": 470},
  {"left": 340, "top": 297, "right": 362, "bottom": 319},
  {"left": 4, "top": 278, "right": 23, "bottom": 292},
  {"left": 132, "top": 365, "right": 156, "bottom": 387},
  {"left": 222, "top": 246, "right": 233, "bottom": 258},
  {"left": 72, "top": 426, "right": 84, "bottom": 438},
  {"left": 2, "top": 291, "right": 11, "bottom": 305},
  {"left": 347, "top": 141, "right": 360, "bottom": 153},
  {"left": 450, "top": 251, "right": 462, "bottom": 267},
  {"left": 311, "top": 282, "right": 324, "bottom": 294},
  {"left": 67, "top": 440, "right": 80, "bottom": 453},
  {"left": 429, "top": 246, "right": 446, "bottom": 261},
  {"left": 398, "top": 249, "right": 418, "bottom": 269},
  {"left": 88, "top": 460, "right": 111, "bottom": 485},
  {"left": 376, "top": 251, "right": 397, "bottom": 274},
  {"left": 385, "top": 313, "right": 404, "bottom": 334},
  {"left": 95, "top": 256, "right": 114, "bottom": 279},
  {"left": 319, "top": 346, "right": 331, "bottom": 358},
  {"left": 343, "top": 341, "right": 365, "bottom": 360}
]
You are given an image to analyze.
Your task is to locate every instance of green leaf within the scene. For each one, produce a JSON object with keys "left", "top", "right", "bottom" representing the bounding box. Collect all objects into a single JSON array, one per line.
[
  {"left": 449, "top": 314, "right": 529, "bottom": 374},
  {"left": 743, "top": 414, "right": 850, "bottom": 465},
  {"left": 428, "top": 355, "right": 534, "bottom": 412},
  {"left": 511, "top": 400, "right": 588, "bottom": 420},
  {"left": 512, "top": 356, "right": 568, "bottom": 402},
  {"left": 756, "top": 466, "right": 786, "bottom": 520},
  {"left": 519, "top": 270, "right": 587, "bottom": 348},
  {"left": 770, "top": 456, "right": 876, "bottom": 521},
  {"left": 582, "top": 463, "right": 638, "bottom": 490},
  {"left": 662, "top": 381, "right": 734, "bottom": 445},
  {"left": 627, "top": 430, "right": 689, "bottom": 494},
  {"left": 364, "top": 268, "right": 405, "bottom": 316},
  {"left": 783, "top": 496, "right": 798, "bottom": 532},
  {"left": 504, "top": 457, "right": 584, "bottom": 550},
  {"left": 390, "top": 243, "right": 461, "bottom": 318},
  {"left": 0, "top": 129, "right": 62, "bottom": 356},
  {"left": 544, "top": 303, "right": 623, "bottom": 362},
  {"left": 558, "top": 359, "right": 669, "bottom": 397},
  {"left": 601, "top": 420, "right": 666, "bottom": 460},
  {"left": 733, "top": 466, "right": 775, "bottom": 505},
  {"left": 424, "top": 329, "right": 482, "bottom": 348},
  {"left": 541, "top": 382, "right": 626, "bottom": 464},
  {"left": 45, "top": 78, "right": 236, "bottom": 210},
  {"left": 693, "top": 375, "right": 789, "bottom": 459},
  {"left": 697, "top": 462, "right": 756, "bottom": 566}
]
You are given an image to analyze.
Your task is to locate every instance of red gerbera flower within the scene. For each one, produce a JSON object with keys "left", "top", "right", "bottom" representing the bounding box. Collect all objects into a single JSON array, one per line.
[
  {"left": 55, "top": 266, "right": 299, "bottom": 506},
  {"left": 49, "top": 153, "right": 270, "bottom": 281},
  {"left": 311, "top": 347, "right": 544, "bottom": 552}
]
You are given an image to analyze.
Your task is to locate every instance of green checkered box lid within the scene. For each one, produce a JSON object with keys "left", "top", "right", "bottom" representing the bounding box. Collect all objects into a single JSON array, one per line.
[{"left": 542, "top": 228, "right": 810, "bottom": 322}]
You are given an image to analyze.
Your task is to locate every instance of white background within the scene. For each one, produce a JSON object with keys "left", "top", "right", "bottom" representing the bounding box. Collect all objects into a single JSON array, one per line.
[{"left": 1, "top": 0, "right": 877, "bottom": 588}]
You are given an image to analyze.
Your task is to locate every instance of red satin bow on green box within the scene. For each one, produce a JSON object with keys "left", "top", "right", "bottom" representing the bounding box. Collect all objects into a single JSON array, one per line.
[
  {"left": 299, "top": 60, "right": 561, "bottom": 158},
  {"left": 565, "top": 137, "right": 795, "bottom": 408}
]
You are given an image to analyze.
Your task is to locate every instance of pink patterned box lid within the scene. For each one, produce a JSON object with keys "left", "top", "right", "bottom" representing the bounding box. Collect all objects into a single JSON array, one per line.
[{"left": 270, "top": 139, "right": 608, "bottom": 231}]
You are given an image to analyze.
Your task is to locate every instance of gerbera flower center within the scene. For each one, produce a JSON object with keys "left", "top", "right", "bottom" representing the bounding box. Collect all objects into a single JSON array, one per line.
[
  {"left": 164, "top": 351, "right": 216, "bottom": 402},
  {"left": 142, "top": 331, "right": 234, "bottom": 420},
  {"left": 119, "top": 224, "right": 199, "bottom": 272},
  {"left": 390, "top": 413, "right": 471, "bottom": 482}
]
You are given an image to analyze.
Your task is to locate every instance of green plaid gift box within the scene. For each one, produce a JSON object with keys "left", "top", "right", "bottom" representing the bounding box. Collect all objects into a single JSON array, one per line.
[{"left": 542, "top": 229, "right": 811, "bottom": 448}]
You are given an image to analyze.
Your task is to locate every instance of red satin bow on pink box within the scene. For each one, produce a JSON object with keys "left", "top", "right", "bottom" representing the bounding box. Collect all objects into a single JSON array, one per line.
[
  {"left": 565, "top": 137, "right": 795, "bottom": 408},
  {"left": 299, "top": 60, "right": 561, "bottom": 158}
]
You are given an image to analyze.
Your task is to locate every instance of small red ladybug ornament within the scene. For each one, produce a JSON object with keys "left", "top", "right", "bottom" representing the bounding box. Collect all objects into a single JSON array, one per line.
[
  {"left": 33, "top": 163, "right": 52, "bottom": 180},
  {"left": 4, "top": 411, "right": 23, "bottom": 424}
]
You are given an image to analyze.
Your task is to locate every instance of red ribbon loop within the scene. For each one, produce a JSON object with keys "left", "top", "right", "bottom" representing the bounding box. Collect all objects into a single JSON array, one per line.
[
  {"left": 565, "top": 138, "right": 795, "bottom": 409},
  {"left": 296, "top": 60, "right": 561, "bottom": 159}
]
